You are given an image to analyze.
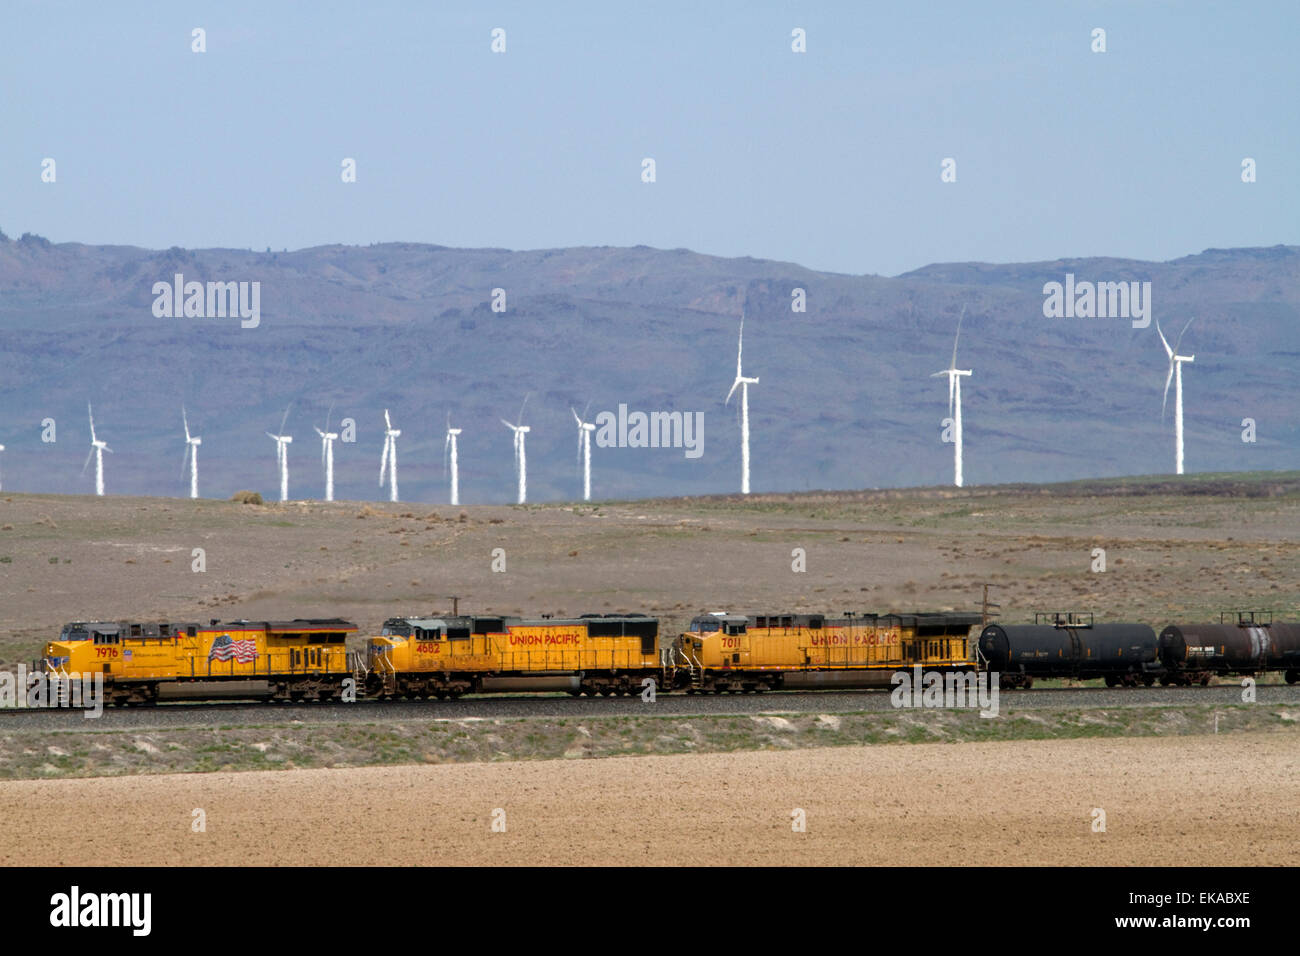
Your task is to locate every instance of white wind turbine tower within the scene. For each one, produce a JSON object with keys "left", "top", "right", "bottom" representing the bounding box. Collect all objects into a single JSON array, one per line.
[
  {"left": 1157, "top": 317, "right": 1196, "bottom": 475},
  {"left": 266, "top": 405, "right": 293, "bottom": 502},
  {"left": 444, "top": 414, "right": 462, "bottom": 506},
  {"left": 725, "top": 310, "right": 759, "bottom": 494},
  {"left": 181, "top": 406, "right": 202, "bottom": 499},
  {"left": 932, "top": 306, "right": 973, "bottom": 488},
  {"left": 500, "top": 395, "right": 531, "bottom": 504},
  {"left": 572, "top": 403, "right": 596, "bottom": 501},
  {"left": 315, "top": 405, "right": 339, "bottom": 502},
  {"left": 82, "top": 403, "right": 112, "bottom": 496},
  {"left": 379, "top": 409, "right": 400, "bottom": 503}
]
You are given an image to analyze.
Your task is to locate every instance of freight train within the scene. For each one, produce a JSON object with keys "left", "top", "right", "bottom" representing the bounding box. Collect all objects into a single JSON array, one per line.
[{"left": 29, "top": 608, "right": 1300, "bottom": 706}]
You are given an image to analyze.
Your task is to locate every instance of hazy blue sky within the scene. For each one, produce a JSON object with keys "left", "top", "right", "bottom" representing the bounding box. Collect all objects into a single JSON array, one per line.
[{"left": 3, "top": 1, "right": 1295, "bottom": 276}]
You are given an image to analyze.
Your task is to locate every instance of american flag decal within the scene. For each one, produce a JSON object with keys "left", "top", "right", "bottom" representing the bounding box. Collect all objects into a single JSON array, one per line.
[{"left": 208, "top": 634, "right": 258, "bottom": 663}]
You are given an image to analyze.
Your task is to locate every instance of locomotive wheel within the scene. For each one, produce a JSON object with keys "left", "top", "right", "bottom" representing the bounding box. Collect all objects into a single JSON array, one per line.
[
  {"left": 1200, "top": 674, "right": 1210, "bottom": 687},
  {"left": 1142, "top": 675, "right": 1155, "bottom": 687},
  {"left": 1287, "top": 671, "right": 1299, "bottom": 685},
  {"left": 1022, "top": 677, "right": 1033, "bottom": 690},
  {"left": 1104, "top": 676, "right": 1118, "bottom": 688}
]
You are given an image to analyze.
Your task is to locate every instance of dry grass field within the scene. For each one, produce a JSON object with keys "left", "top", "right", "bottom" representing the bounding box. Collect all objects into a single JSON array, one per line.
[{"left": 1, "top": 733, "right": 1294, "bottom": 866}]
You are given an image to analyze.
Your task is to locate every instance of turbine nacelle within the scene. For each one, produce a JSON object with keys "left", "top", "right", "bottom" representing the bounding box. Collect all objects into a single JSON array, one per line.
[{"left": 725, "top": 375, "right": 759, "bottom": 404}]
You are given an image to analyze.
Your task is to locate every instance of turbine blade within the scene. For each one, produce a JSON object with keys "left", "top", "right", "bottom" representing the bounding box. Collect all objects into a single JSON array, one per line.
[
  {"left": 735, "top": 311, "right": 745, "bottom": 380},
  {"left": 182, "top": 442, "right": 191, "bottom": 478},
  {"left": 582, "top": 399, "right": 592, "bottom": 421},
  {"left": 1156, "top": 319, "right": 1173, "bottom": 359},
  {"left": 500, "top": 419, "right": 516, "bottom": 431},
  {"left": 81, "top": 447, "right": 94, "bottom": 476},
  {"left": 87, "top": 403, "right": 96, "bottom": 443},
  {"left": 1174, "top": 316, "right": 1195, "bottom": 354},
  {"left": 279, "top": 403, "right": 292, "bottom": 435},
  {"left": 517, "top": 393, "right": 530, "bottom": 426},
  {"left": 951, "top": 304, "right": 966, "bottom": 368},
  {"left": 1161, "top": 363, "right": 1174, "bottom": 420},
  {"left": 726, "top": 378, "right": 741, "bottom": 405},
  {"left": 380, "top": 437, "right": 390, "bottom": 485},
  {"left": 384, "top": 408, "right": 392, "bottom": 431},
  {"left": 571, "top": 406, "right": 581, "bottom": 426},
  {"left": 182, "top": 406, "right": 190, "bottom": 441}
]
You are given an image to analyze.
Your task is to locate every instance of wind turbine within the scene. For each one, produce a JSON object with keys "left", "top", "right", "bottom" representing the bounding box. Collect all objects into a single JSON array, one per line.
[
  {"left": 932, "top": 306, "right": 973, "bottom": 488},
  {"left": 725, "top": 310, "right": 759, "bottom": 494},
  {"left": 444, "top": 414, "right": 462, "bottom": 506},
  {"left": 315, "top": 405, "right": 339, "bottom": 502},
  {"left": 1157, "top": 317, "right": 1196, "bottom": 475},
  {"left": 266, "top": 405, "right": 293, "bottom": 502},
  {"left": 379, "top": 409, "right": 400, "bottom": 502},
  {"left": 500, "top": 395, "right": 531, "bottom": 504},
  {"left": 181, "top": 406, "right": 201, "bottom": 499},
  {"left": 81, "top": 404, "right": 111, "bottom": 496},
  {"left": 572, "top": 403, "right": 596, "bottom": 501}
]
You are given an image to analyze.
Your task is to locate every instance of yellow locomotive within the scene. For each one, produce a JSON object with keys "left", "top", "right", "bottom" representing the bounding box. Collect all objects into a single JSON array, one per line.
[
  {"left": 669, "top": 611, "right": 981, "bottom": 693},
  {"left": 364, "top": 613, "right": 661, "bottom": 699},
  {"left": 37, "top": 618, "right": 357, "bottom": 705}
]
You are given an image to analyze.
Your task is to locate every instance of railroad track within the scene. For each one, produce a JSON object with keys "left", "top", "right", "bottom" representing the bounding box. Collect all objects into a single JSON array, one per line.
[{"left": 2, "top": 683, "right": 1297, "bottom": 730}]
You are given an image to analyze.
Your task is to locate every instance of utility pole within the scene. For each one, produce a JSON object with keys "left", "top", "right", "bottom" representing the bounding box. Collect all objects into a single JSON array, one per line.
[
  {"left": 976, "top": 583, "right": 1001, "bottom": 626},
  {"left": 448, "top": 595, "right": 460, "bottom": 616}
]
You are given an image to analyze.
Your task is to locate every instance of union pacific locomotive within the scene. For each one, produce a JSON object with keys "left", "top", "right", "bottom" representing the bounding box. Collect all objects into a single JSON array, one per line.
[
  {"left": 671, "top": 611, "right": 981, "bottom": 693},
  {"left": 38, "top": 618, "right": 356, "bottom": 705},
  {"left": 364, "top": 613, "right": 661, "bottom": 699}
]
